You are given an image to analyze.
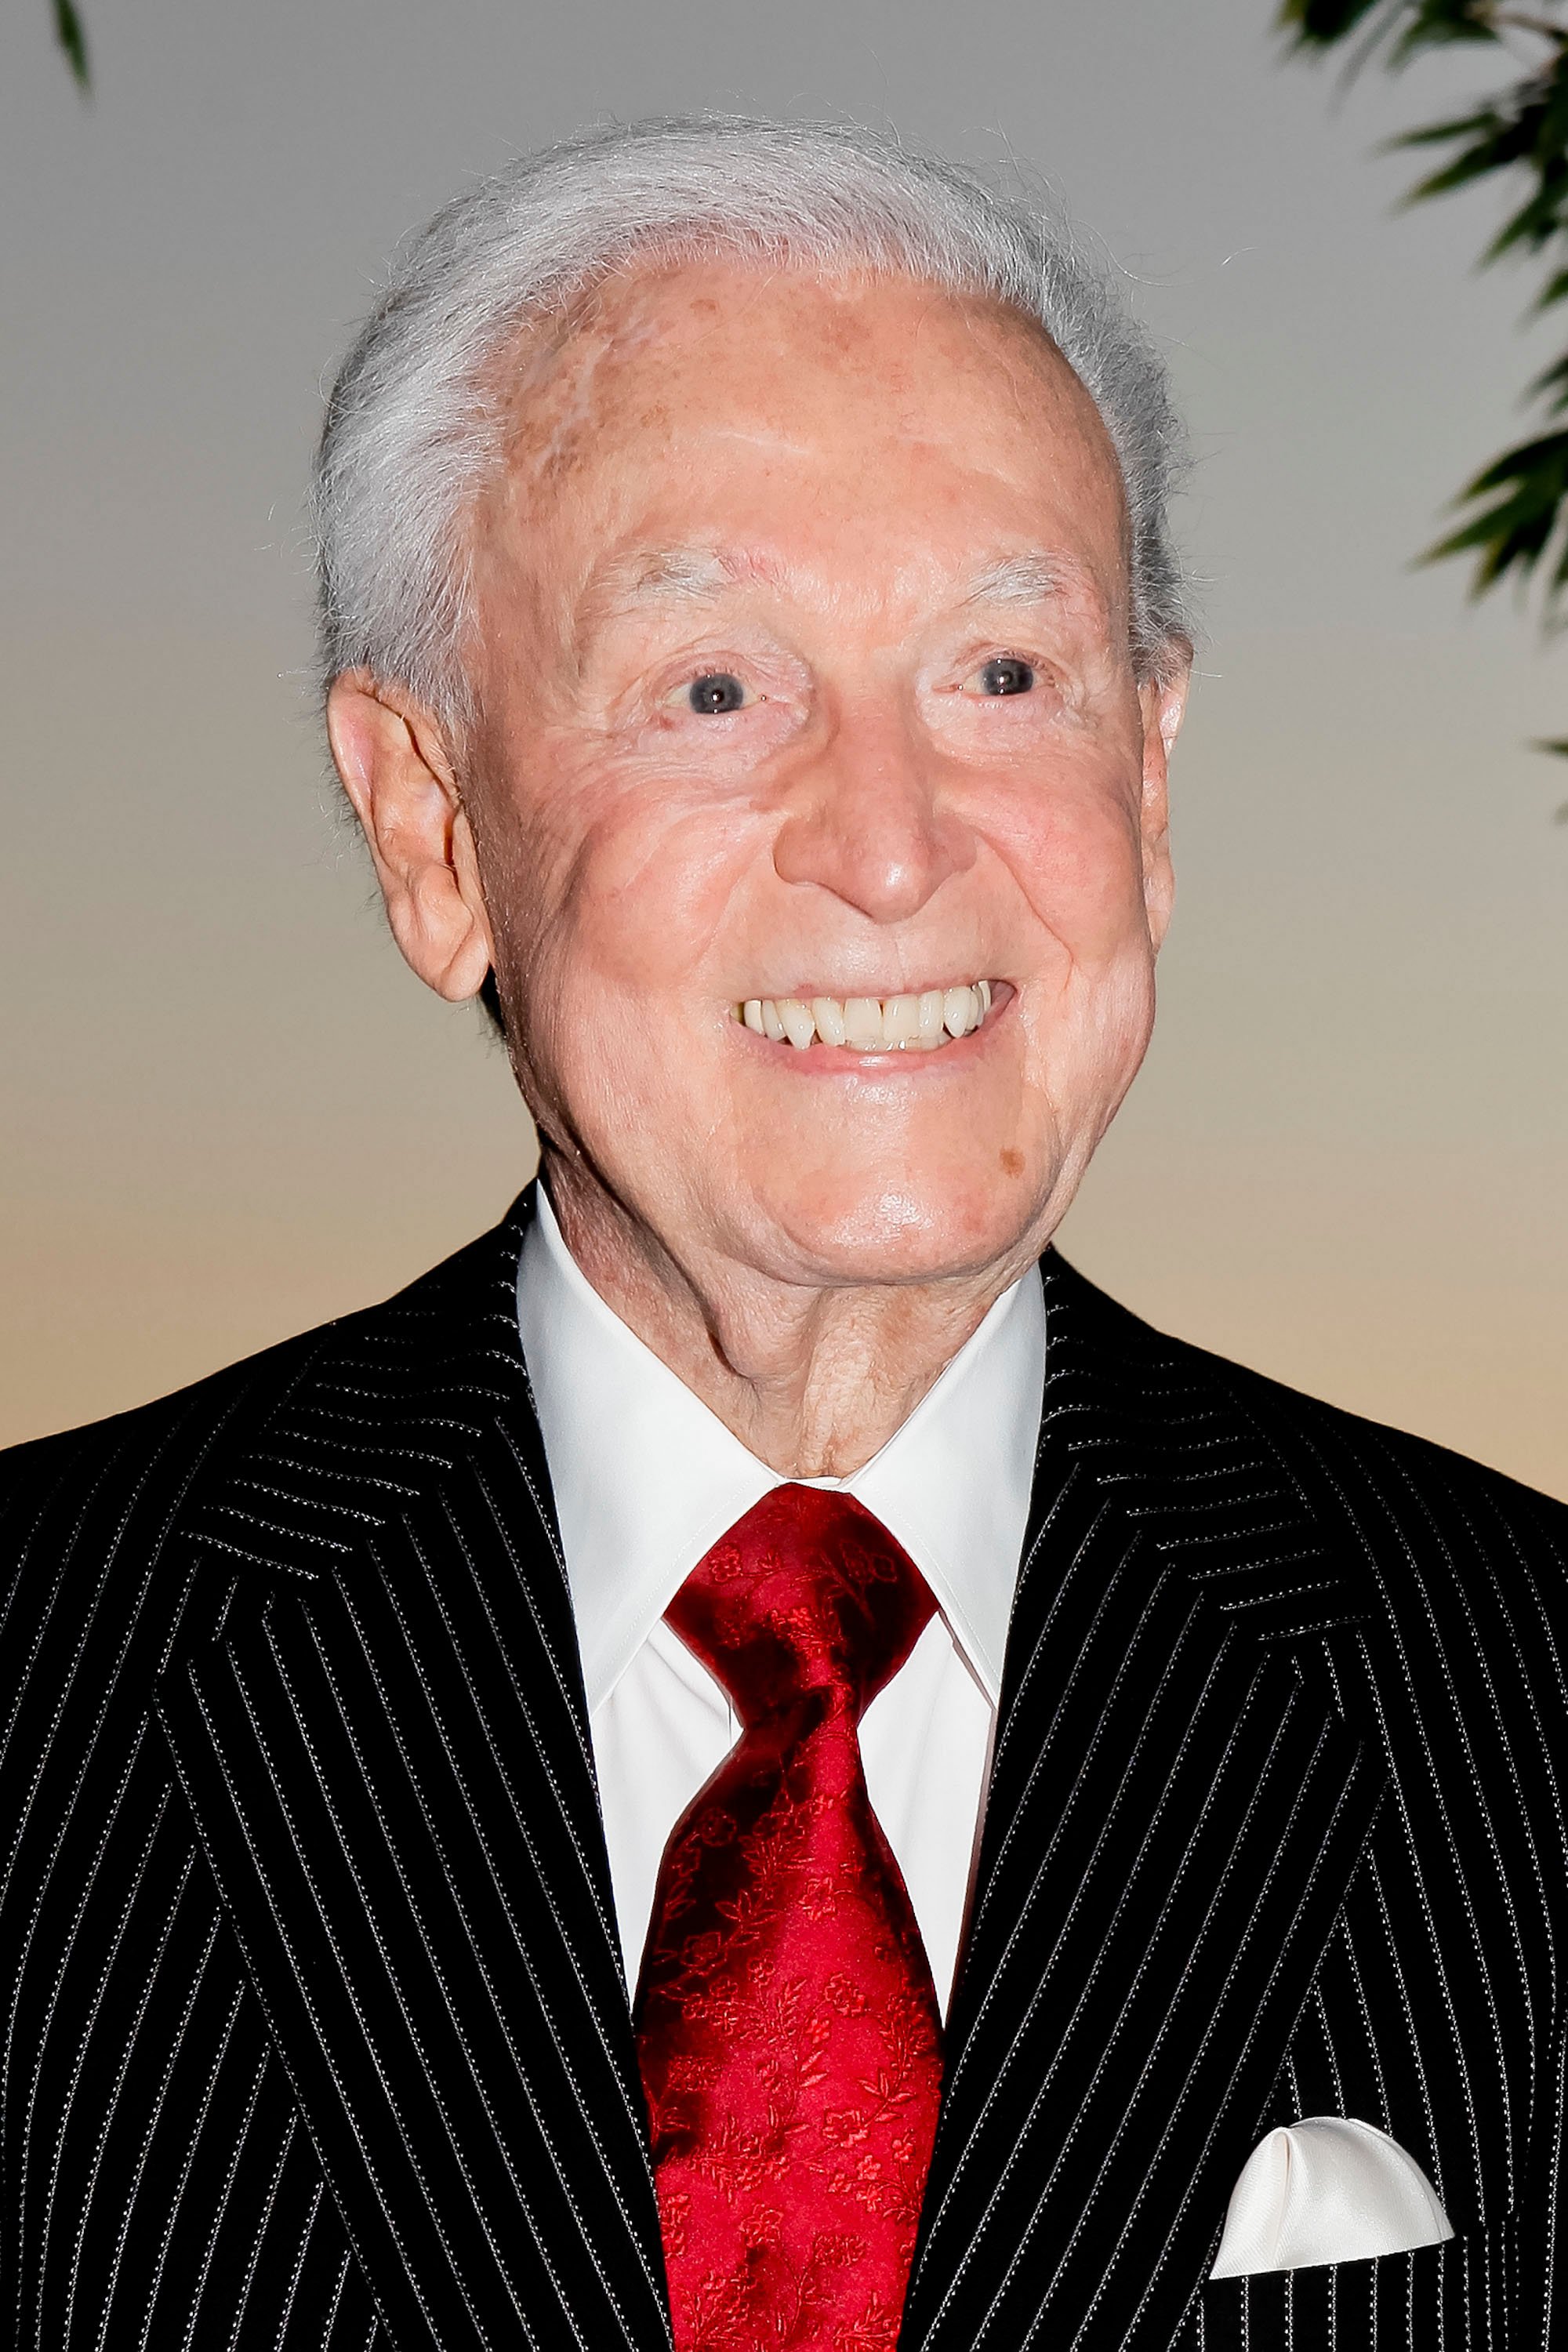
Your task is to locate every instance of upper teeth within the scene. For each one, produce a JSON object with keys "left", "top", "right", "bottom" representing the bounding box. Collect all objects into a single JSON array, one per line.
[{"left": 737, "top": 980, "right": 993, "bottom": 1051}]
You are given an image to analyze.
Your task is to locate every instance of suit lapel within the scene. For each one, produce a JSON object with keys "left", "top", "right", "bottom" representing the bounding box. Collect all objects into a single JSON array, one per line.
[
  {"left": 151, "top": 1196, "right": 1388, "bottom": 2352},
  {"left": 154, "top": 1189, "right": 671, "bottom": 2352},
  {"left": 904, "top": 1251, "right": 1389, "bottom": 2352}
]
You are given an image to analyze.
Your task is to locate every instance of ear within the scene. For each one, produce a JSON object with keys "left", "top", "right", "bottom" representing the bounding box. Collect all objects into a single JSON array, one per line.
[
  {"left": 1137, "top": 657, "right": 1189, "bottom": 956},
  {"left": 326, "top": 673, "right": 495, "bottom": 1003}
]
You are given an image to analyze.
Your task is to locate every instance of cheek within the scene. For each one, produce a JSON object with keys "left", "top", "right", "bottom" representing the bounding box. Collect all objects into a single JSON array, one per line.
[
  {"left": 503, "top": 754, "right": 766, "bottom": 1009},
  {"left": 583, "top": 821, "right": 755, "bottom": 999},
  {"left": 992, "top": 758, "right": 1147, "bottom": 972}
]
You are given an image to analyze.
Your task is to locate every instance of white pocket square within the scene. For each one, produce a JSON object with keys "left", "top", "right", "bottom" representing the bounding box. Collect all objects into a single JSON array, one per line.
[{"left": 1210, "top": 2115, "right": 1454, "bottom": 2278}]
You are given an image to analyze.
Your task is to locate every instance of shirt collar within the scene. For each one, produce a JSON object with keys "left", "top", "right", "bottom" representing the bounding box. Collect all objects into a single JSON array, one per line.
[{"left": 517, "top": 1184, "right": 1045, "bottom": 1717}]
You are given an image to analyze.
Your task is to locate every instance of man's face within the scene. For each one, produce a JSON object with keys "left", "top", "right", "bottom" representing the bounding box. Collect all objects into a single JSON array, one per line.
[{"left": 463, "top": 260, "right": 1183, "bottom": 1294}]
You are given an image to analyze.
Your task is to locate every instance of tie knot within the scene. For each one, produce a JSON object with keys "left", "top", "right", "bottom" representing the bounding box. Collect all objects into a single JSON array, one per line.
[{"left": 666, "top": 1484, "right": 935, "bottom": 1726}]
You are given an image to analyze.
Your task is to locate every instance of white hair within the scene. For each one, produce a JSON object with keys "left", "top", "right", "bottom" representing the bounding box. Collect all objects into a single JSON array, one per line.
[{"left": 312, "top": 114, "right": 1192, "bottom": 729}]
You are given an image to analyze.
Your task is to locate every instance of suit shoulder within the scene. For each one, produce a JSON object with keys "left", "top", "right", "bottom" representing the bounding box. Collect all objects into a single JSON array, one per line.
[
  {"left": 0, "top": 1200, "right": 533, "bottom": 1654},
  {"left": 1, "top": 1321, "right": 335, "bottom": 1545},
  {"left": 0, "top": 1199, "right": 524, "bottom": 1536},
  {"left": 1127, "top": 1296, "right": 1568, "bottom": 1581},
  {"left": 1045, "top": 1251, "right": 1566, "bottom": 1575},
  {"left": 1209, "top": 1347, "right": 1563, "bottom": 1554},
  {"left": 0, "top": 1313, "right": 379, "bottom": 1710}
]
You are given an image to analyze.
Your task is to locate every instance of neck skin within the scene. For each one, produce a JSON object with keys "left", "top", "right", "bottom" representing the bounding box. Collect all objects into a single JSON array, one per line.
[{"left": 540, "top": 1143, "right": 1048, "bottom": 1479}]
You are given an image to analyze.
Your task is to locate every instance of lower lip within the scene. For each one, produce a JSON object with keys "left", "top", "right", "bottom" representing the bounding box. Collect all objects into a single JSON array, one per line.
[{"left": 731, "top": 985, "right": 1014, "bottom": 1074}]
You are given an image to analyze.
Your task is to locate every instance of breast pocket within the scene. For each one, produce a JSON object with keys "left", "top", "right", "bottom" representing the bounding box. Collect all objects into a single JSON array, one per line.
[{"left": 1198, "top": 2217, "right": 1519, "bottom": 2350}]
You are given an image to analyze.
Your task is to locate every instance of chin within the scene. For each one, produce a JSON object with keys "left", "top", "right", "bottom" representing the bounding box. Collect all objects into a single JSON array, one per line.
[{"left": 743, "top": 1163, "right": 1050, "bottom": 1290}]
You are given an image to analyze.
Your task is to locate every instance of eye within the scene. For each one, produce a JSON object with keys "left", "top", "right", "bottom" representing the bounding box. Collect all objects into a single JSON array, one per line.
[
  {"left": 688, "top": 671, "right": 750, "bottom": 715},
  {"left": 973, "top": 656, "right": 1035, "bottom": 697}
]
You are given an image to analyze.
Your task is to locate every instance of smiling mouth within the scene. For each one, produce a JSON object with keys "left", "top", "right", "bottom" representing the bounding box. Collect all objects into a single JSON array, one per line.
[{"left": 733, "top": 980, "right": 996, "bottom": 1052}]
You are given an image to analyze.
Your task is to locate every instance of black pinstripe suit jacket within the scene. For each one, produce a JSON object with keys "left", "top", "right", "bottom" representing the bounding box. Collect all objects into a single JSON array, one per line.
[{"left": 4, "top": 1184, "right": 1566, "bottom": 2351}]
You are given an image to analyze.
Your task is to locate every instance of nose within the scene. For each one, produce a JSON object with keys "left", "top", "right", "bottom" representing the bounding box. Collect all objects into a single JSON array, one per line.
[{"left": 770, "top": 699, "right": 975, "bottom": 924}]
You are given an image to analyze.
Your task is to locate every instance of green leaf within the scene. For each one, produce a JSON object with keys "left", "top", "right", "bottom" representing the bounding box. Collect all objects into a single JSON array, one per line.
[
  {"left": 1276, "top": 0, "right": 1390, "bottom": 45},
  {"left": 1392, "top": 96, "right": 1541, "bottom": 205},
  {"left": 1486, "top": 181, "right": 1568, "bottom": 264},
  {"left": 1388, "top": 106, "right": 1506, "bottom": 151},
  {"left": 1526, "top": 347, "right": 1568, "bottom": 402},
  {"left": 1279, "top": 0, "right": 1568, "bottom": 693},
  {"left": 1458, "top": 430, "right": 1568, "bottom": 500},
  {"left": 1420, "top": 426, "right": 1568, "bottom": 607},
  {"left": 53, "top": 0, "right": 89, "bottom": 89},
  {"left": 1388, "top": 12, "right": 1501, "bottom": 61},
  {"left": 1428, "top": 498, "right": 1555, "bottom": 596},
  {"left": 1404, "top": 143, "right": 1518, "bottom": 202},
  {"left": 1276, "top": 0, "right": 1506, "bottom": 64}
]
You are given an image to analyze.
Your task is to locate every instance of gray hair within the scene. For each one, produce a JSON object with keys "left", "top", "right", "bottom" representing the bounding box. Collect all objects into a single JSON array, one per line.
[{"left": 312, "top": 114, "right": 1191, "bottom": 731}]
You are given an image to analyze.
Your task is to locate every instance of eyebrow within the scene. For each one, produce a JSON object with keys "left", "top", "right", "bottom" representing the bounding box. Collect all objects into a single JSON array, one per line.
[
  {"left": 574, "top": 546, "right": 774, "bottom": 633},
  {"left": 960, "top": 552, "right": 1064, "bottom": 607},
  {"left": 572, "top": 542, "right": 1080, "bottom": 641}
]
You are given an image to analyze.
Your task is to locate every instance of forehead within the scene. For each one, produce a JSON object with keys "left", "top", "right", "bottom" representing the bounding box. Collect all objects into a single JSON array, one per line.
[{"left": 476, "top": 257, "right": 1129, "bottom": 620}]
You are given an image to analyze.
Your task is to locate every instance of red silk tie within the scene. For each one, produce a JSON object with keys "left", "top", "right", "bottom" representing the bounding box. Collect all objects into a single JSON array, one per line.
[{"left": 634, "top": 1484, "right": 944, "bottom": 2352}]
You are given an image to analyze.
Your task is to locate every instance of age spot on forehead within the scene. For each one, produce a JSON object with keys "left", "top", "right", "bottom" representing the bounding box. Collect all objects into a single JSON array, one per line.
[
  {"left": 499, "top": 327, "right": 620, "bottom": 494},
  {"left": 494, "top": 260, "right": 1000, "bottom": 503},
  {"left": 491, "top": 274, "right": 676, "bottom": 499},
  {"left": 999, "top": 1148, "right": 1025, "bottom": 1178}
]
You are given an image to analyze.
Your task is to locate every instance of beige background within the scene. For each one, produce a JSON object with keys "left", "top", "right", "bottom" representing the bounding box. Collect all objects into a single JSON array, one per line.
[{"left": 2, "top": 0, "right": 1563, "bottom": 1494}]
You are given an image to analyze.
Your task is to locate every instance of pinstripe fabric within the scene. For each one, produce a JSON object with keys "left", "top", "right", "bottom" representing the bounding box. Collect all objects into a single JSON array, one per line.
[
  {"left": 902, "top": 1259, "right": 1566, "bottom": 2352},
  {"left": 3, "top": 1186, "right": 1565, "bottom": 2350}
]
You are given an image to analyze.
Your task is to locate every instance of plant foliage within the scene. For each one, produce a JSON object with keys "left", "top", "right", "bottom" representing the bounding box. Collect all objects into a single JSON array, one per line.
[
  {"left": 53, "top": 0, "right": 88, "bottom": 90},
  {"left": 1278, "top": 0, "right": 1568, "bottom": 633}
]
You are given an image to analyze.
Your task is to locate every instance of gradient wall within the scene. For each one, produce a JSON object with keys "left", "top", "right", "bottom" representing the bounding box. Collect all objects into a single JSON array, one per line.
[{"left": 2, "top": 0, "right": 1563, "bottom": 1494}]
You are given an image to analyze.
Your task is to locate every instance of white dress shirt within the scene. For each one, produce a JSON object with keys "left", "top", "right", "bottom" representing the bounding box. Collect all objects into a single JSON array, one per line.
[{"left": 515, "top": 1185, "right": 1046, "bottom": 2014}]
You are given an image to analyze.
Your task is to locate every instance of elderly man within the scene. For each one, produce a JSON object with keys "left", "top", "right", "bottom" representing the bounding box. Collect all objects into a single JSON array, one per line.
[{"left": 2, "top": 115, "right": 1564, "bottom": 2352}]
